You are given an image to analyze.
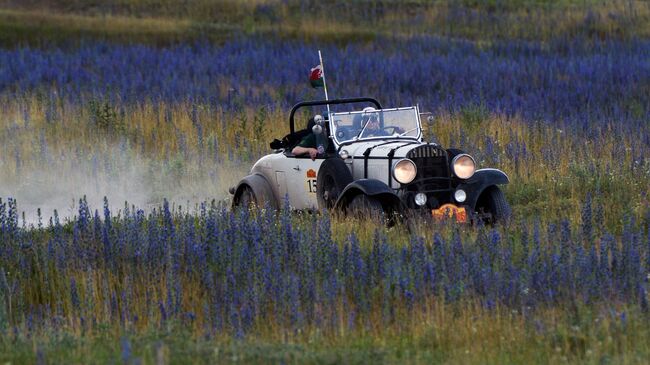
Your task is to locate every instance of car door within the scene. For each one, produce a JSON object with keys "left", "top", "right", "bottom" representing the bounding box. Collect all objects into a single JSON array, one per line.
[{"left": 283, "top": 155, "right": 324, "bottom": 209}]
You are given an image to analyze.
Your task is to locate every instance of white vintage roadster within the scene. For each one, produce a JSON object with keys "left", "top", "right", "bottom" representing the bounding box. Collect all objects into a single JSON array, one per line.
[{"left": 230, "top": 97, "right": 510, "bottom": 224}]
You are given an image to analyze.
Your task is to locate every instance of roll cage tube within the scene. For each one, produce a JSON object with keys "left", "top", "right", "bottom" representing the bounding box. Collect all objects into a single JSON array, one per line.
[{"left": 289, "top": 97, "right": 382, "bottom": 134}]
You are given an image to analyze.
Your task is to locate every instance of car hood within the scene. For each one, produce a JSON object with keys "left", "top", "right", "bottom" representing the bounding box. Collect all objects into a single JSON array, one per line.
[{"left": 340, "top": 139, "right": 436, "bottom": 159}]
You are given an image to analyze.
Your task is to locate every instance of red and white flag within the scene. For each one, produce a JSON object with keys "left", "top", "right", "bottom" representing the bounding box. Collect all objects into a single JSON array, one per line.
[{"left": 309, "top": 65, "right": 324, "bottom": 88}]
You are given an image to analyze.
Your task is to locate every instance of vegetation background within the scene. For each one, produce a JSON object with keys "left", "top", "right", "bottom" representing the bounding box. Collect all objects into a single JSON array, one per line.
[{"left": 0, "top": 0, "right": 649, "bottom": 364}]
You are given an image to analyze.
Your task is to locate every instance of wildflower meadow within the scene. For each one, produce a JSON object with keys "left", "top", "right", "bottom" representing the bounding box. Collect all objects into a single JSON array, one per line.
[{"left": 0, "top": 0, "right": 649, "bottom": 363}]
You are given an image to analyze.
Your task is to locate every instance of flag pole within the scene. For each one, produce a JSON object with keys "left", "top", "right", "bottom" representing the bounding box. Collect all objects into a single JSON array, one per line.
[{"left": 318, "top": 50, "right": 331, "bottom": 118}]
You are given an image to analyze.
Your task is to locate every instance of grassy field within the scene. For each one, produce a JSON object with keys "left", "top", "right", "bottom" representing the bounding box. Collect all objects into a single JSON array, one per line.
[
  {"left": 0, "top": 196, "right": 649, "bottom": 364},
  {"left": 0, "top": 1, "right": 649, "bottom": 364},
  {"left": 0, "top": 0, "right": 649, "bottom": 46},
  {"left": 3, "top": 304, "right": 650, "bottom": 364},
  {"left": 1, "top": 96, "right": 647, "bottom": 231}
]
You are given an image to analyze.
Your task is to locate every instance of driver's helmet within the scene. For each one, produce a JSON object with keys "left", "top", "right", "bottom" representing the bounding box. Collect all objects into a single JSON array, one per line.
[{"left": 361, "top": 107, "right": 379, "bottom": 126}]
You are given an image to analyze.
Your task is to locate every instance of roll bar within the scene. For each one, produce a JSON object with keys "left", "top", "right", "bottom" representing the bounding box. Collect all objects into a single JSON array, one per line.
[{"left": 289, "top": 97, "right": 382, "bottom": 134}]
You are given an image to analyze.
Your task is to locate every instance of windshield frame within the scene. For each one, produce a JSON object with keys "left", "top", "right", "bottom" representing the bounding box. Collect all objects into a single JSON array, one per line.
[{"left": 329, "top": 106, "right": 423, "bottom": 148}]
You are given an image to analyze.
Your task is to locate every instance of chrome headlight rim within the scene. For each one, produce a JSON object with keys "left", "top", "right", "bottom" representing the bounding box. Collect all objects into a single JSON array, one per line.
[
  {"left": 392, "top": 158, "right": 417, "bottom": 184},
  {"left": 451, "top": 154, "right": 476, "bottom": 180}
]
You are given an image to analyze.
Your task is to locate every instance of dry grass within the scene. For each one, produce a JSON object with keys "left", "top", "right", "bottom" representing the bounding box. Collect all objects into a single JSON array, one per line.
[{"left": 1, "top": 95, "right": 647, "bottom": 231}]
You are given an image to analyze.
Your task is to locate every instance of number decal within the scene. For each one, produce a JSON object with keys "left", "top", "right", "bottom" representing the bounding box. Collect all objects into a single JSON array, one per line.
[
  {"left": 306, "top": 179, "right": 317, "bottom": 193},
  {"left": 305, "top": 169, "right": 317, "bottom": 194}
]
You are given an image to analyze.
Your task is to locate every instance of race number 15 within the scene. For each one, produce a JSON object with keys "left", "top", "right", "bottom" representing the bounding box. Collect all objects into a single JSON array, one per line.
[{"left": 306, "top": 179, "right": 317, "bottom": 193}]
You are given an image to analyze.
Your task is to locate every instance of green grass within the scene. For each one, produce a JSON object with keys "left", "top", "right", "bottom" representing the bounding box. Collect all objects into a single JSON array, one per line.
[
  {"left": 0, "top": 8, "right": 237, "bottom": 47},
  {"left": 2, "top": 303, "right": 649, "bottom": 364},
  {"left": 0, "top": 0, "right": 648, "bottom": 47}
]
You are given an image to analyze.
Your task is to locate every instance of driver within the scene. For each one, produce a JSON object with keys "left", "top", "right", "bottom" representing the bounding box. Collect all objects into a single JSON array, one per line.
[{"left": 360, "top": 107, "right": 389, "bottom": 138}]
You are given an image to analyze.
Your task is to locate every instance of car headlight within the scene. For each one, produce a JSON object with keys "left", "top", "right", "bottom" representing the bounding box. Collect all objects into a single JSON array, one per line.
[
  {"left": 393, "top": 159, "right": 417, "bottom": 184},
  {"left": 452, "top": 154, "right": 476, "bottom": 179}
]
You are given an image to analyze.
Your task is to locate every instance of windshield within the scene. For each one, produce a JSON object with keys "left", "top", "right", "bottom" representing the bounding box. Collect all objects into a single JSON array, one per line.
[{"left": 329, "top": 107, "right": 421, "bottom": 144}]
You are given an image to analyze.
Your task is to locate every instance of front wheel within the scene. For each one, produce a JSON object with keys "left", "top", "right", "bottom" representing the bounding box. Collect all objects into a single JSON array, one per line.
[
  {"left": 317, "top": 159, "right": 353, "bottom": 210},
  {"left": 346, "top": 194, "right": 384, "bottom": 220},
  {"left": 475, "top": 186, "right": 510, "bottom": 225}
]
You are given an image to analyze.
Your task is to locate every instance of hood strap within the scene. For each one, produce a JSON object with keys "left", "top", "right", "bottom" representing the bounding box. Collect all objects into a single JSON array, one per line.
[{"left": 363, "top": 147, "right": 372, "bottom": 179}]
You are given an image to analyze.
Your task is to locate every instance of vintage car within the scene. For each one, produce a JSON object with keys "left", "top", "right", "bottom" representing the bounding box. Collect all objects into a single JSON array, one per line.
[{"left": 230, "top": 97, "right": 510, "bottom": 224}]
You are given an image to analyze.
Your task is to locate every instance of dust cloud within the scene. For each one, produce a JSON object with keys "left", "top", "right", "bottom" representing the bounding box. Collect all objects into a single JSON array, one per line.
[{"left": 0, "top": 146, "right": 249, "bottom": 225}]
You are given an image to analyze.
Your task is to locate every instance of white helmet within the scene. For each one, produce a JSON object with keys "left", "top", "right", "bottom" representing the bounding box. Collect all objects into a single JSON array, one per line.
[{"left": 362, "top": 107, "right": 379, "bottom": 122}]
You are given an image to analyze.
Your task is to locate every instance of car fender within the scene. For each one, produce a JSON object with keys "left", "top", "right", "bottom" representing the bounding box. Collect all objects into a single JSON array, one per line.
[
  {"left": 233, "top": 174, "right": 278, "bottom": 209},
  {"left": 457, "top": 168, "right": 509, "bottom": 209},
  {"left": 334, "top": 179, "right": 404, "bottom": 213}
]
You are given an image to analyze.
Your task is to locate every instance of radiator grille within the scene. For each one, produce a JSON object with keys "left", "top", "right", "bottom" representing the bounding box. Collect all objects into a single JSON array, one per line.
[
  {"left": 405, "top": 145, "right": 451, "bottom": 193},
  {"left": 407, "top": 144, "right": 446, "bottom": 159}
]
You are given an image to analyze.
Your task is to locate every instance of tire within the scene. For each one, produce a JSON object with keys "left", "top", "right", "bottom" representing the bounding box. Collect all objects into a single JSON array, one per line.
[
  {"left": 232, "top": 174, "right": 277, "bottom": 211},
  {"left": 234, "top": 185, "right": 256, "bottom": 210},
  {"left": 347, "top": 194, "right": 384, "bottom": 220},
  {"left": 317, "top": 159, "right": 353, "bottom": 210},
  {"left": 475, "top": 186, "right": 510, "bottom": 224}
]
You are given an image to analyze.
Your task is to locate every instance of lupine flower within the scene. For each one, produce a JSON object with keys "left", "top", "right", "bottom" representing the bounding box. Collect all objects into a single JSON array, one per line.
[{"left": 0, "top": 196, "right": 648, "bottom": 337}]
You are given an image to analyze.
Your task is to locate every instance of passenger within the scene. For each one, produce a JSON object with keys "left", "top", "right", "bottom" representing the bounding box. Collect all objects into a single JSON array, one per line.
[
  {"left": 291, "top": 132, "right": 319, "bottom": 160},
  {"left": 292, "top": 114, "right": 330, "bottom": 160}
]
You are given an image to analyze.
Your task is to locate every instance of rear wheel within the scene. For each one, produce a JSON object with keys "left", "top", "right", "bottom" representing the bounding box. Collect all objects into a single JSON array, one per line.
[
  {"left": 475, "top": 186, "right": 510, "bottom": 224},
  {"left": 347, "top": 194, "right": 384, "bottom": 220},
  {"left": 234, "top": 185, "right": 256, "bottom": 209},
  {"left": 317, "top": 159, "right": 353, "bottom": 210}
]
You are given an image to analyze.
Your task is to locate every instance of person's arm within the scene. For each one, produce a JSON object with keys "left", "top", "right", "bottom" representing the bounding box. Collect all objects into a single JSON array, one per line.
[{"left": 291, "top": 146, "right": 318, "bottom": 160}]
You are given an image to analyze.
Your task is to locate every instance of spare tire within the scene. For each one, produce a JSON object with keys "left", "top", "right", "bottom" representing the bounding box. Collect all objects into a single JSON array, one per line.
[{"left": 317, "top": 158, "right": 353, "bottom": 210}]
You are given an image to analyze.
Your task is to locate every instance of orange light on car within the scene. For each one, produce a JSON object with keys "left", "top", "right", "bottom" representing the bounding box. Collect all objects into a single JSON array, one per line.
[{"left": 432, "top": 204, "right": 468, "bottom": 223}]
